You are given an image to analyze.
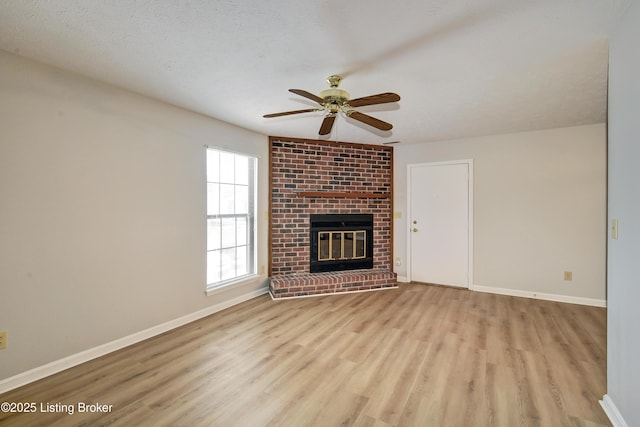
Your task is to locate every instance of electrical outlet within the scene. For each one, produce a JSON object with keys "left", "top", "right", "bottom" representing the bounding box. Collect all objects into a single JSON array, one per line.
[
  {"left": 564, "top": 271, "right": 573, "bottom": 281},
  {"left": 0, "top": 331, "right": 7, "bottom": 349}
]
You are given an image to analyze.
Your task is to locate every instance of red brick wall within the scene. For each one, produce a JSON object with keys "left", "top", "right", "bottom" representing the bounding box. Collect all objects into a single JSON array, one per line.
[{"left": 269, "top": 137, "right": 393, "bottom": 276}]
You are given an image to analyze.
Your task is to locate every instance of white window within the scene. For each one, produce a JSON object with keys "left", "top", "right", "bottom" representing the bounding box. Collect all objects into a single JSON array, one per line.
[{"left": 206, "top": 148, "right": 257, "bottom": 290}]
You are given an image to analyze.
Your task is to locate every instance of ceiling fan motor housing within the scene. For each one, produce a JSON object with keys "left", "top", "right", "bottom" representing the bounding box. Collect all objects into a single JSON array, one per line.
[{"left": 320, "top": 87, "right": 350, "bottom": 107}]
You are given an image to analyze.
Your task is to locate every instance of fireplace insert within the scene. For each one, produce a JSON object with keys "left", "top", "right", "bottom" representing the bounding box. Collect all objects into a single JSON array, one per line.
[{"left": 309, "top": 213, "right": 374, "bottom": 273}]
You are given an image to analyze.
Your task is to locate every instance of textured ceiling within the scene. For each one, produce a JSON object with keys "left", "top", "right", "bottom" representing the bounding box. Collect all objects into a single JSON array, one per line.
[{"left": 0, "top": 0, "right": 631, "bottom": 145}]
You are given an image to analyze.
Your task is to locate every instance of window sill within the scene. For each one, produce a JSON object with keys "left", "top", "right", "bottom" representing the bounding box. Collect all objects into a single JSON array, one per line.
[{"left": 206, "top": 274, "right": 261, "bottom": 297}]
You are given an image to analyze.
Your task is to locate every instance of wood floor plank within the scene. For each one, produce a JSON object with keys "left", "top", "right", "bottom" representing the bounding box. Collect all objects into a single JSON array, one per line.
[{"left": 0, "top": 284, "right": 610, "bottom": 426}]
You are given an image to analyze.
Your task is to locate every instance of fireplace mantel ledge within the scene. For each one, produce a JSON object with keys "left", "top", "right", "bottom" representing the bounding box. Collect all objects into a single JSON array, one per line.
[{"left": 295, "top": 191, "right": 390, "bottom": 199}]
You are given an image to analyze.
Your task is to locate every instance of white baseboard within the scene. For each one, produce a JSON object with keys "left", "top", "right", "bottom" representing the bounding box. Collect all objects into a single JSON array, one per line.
[
  {"left": 0, "top": 287, "right": 269, "bottom": 395},
  {"left": 471, "top": 285, "right": 606, "bottom": 307},
  {"left": 396, "top": 275, "right": 410, "bottom": 283},
  {"left": 600, "top": 394, "right": 630, "bottom": 427}
]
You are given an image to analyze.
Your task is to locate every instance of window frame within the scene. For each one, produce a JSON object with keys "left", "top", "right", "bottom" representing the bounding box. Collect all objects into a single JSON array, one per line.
[{"left": 205, "top": 147, "right": 258, "bottom": 292}]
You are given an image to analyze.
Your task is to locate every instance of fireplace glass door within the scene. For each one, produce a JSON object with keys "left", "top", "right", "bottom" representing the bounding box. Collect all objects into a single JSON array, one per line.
[{"left": 318, "top": 231, "right": 366, "bottom": 261}]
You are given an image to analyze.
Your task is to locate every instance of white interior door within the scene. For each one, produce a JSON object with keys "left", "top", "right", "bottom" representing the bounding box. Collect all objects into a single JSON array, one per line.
[{"left": 409, "top": 162, "right": 471, "bottom": 288}]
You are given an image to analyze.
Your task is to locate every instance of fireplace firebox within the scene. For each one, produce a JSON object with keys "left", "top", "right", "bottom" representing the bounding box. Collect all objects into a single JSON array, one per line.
[{"left": 310, "top": 214, "right": 374, "bottom": 273}]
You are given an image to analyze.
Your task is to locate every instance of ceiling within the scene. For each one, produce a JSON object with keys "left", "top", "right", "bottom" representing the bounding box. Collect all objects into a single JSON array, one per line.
[{"left": 0, "top": 0, "right": 631, "bottom": 145}]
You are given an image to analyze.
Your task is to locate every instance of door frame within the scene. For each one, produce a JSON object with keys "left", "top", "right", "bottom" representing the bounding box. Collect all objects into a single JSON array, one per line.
[{"left": 406, "top": 159, "right": 474, "bottom": 288}]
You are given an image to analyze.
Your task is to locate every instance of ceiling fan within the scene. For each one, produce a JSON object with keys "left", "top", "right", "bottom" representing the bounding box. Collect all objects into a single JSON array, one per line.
[{"left": 263, "top": 75, "right": 400, "bottom": 135}]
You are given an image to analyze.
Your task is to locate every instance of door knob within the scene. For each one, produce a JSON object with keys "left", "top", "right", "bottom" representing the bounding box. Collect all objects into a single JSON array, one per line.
[{"left": 413, "top": 228, "right": 418, "bottom": 232}]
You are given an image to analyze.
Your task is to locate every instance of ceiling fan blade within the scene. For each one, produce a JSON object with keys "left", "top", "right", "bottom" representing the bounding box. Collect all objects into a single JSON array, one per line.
[
  {"left": 347, "top": 92, "right": 400, "bottom": 108},
  {"left": 347, "top": 110, "right": 393, "bottom": 131},
  {"left": 263, "top": 108, "right": 319, "bottom": 118},
  {"left": 289, "top": 89, "right": 325, "bottom": 105},
  {"left": 319, "top": 114, "right": 336, "bottom": 135}
]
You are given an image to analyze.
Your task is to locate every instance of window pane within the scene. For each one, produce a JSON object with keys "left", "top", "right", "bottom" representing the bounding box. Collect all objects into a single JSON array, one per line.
[
  {"left": 206, "top": 150, "right": 219, "bottom": 182},
  {"left": 207, "top": 183, "right": 220, "bottom": 216},
  {"left": 207, "top": 219, "right": 221, "bottom": 251},
  {"left": 236, "top": 217, "right": 247, "bottom": 246},
  {"left": 220, "top": 152, "right": 235, "bottom": 184},
  {"left": 236, "top": 245, "right": 247, "bottom": 276},
  {"left": 220, "top": 184, "right": 234, "bottom": 215},
  {"left": 221, "top": 218, "right": 236, "bottom": 248},
  {"left": 221, "top": 248, "right": 236, "bottom": 280},
  {"left": 207, "top": 250, "right": 221, "bottom": 284},
  {"left": 235, "top": 156, "right": 249, "bottom": 185},
  {"left": 235, "top": 185, "right": 248, "bottom": 214}
]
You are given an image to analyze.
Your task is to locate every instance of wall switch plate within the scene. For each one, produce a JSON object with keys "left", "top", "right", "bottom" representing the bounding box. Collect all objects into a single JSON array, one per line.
[
  {"left": 564, "top": 271, "right": 573, "bottom": 281},
  {"left": 0, "top": 331, "right": 7, "bottom": 349}
]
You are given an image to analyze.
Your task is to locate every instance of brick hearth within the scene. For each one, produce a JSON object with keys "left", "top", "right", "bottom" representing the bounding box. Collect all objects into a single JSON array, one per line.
[
  {"left": 269, "top": 269, "right": 397, "bottom": 299},
  {"left": 269, "top": 136, "right": 397, "bottom": 298}
]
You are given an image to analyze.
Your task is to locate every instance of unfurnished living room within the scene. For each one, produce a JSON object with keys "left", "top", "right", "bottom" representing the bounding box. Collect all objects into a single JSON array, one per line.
[{"left": 1, "top": 1, "right": 639, "bottom": 426}]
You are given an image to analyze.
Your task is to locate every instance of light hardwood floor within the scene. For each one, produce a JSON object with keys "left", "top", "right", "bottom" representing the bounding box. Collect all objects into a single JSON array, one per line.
[{"left": 0, "top": 283, "right": 609, "bottom": 426}]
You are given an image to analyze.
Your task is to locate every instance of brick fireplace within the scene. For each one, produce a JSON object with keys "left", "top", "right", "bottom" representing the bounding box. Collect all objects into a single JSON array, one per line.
[{"left": 269, "top": 136, "right": 397, "bottom": 298}]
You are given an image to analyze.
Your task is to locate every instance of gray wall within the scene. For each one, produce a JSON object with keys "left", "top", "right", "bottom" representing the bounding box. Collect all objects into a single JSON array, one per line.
[
  {"left": 0, "top": 50, "right": 270, "bottom": 382},
  {"left": 393, "top": 124, "right": 607, "bottom": 303},
  {"left": 607, "top": 1, "right": 640, "bottom": 425}
]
